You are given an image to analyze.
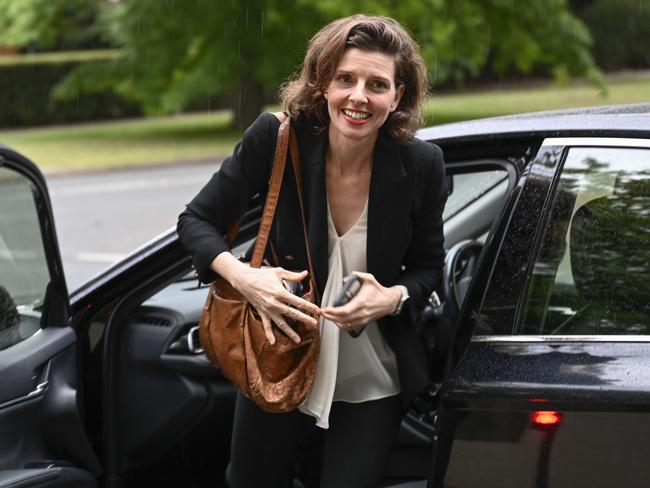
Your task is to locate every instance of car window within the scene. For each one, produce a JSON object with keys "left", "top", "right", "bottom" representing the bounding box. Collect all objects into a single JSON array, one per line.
[
  {"left": 520, "top": 146, "right": 650, "bottom": 335},
  {"left": 0, "top": 166, "right": 49, "bottom": 350},
  {"left": 443, "top": 170, "right": 508, "bottom": 221}
]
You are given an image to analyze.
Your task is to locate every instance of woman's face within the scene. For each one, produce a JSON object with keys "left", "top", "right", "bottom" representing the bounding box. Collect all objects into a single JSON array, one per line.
[{"left": 325, "top": 48, "right": 404, "bottom": 145}]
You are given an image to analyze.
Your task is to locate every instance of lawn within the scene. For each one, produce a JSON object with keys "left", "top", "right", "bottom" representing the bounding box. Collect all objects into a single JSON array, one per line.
[
  {"left": 1, "top": 73, "right": 648, "bottom": 172},
  {"left": 423, "top": 73, "right": 650, "bottom": 125},
  {"left": 0, "top": 111, "right": 241, "bottom": 172}
]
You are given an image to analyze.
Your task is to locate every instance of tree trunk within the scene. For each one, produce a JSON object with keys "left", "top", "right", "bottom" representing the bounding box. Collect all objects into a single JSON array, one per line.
[{"left": 231, "top": 76, "right": 265, "bottom": 131}]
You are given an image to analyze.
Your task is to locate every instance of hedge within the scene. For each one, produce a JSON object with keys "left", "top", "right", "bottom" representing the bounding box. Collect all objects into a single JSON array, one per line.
[
  {"left": 574, "top": 0, "right": 650, "bottom": 71},
  {"left": 0, "top": 50, "right": 141, "bottom": 128}
]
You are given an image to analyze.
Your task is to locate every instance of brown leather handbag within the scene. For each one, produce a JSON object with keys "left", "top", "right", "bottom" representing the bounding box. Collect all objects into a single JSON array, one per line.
[{"left": 199, "top": 115, "right": 320, "bottom": 413}]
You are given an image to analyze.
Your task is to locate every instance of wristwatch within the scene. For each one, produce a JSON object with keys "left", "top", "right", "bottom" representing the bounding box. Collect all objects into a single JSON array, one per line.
[{"left": 389, "top": 285, "right": 409, "bottom": 316}]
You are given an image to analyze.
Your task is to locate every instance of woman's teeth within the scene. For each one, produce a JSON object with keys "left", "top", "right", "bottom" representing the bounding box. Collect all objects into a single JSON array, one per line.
[{"left": 343, "top": 110, "right": 370, "bottom": 120}]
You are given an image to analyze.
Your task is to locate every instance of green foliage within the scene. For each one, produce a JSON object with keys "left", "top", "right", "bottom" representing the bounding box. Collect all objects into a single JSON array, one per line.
[
  {"left": 0, "top": 0, "right": 104, "bottom": 50},
  {"left": 573, "top": 0, "right": 650, "bottom": 71},
  {"left": 3, "top": 0, "right": 602, "bottom": 127},
  {"left": 69, "top": 0, "right": 323, "bottom": 116},
  {"left": 0, "top": 51, "right": 139, "bottom": 127}
]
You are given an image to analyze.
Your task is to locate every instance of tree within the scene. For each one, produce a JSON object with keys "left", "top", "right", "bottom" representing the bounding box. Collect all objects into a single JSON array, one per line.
[
  {"left": 3, "top": 0, "right": 602, "bottom": 128},
  {"left": 0, "top": 0, "right": 105, "bottom": 51}
]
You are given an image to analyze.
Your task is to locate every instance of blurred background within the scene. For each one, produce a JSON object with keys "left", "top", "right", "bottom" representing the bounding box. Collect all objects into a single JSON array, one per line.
[{"left": 0, "top": 0, "right": 648, "bottom": 287}]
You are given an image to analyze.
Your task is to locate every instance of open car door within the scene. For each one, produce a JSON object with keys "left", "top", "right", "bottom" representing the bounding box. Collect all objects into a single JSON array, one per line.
[{"left": 0, "top": 148, "right": 100, "bottom": 487}]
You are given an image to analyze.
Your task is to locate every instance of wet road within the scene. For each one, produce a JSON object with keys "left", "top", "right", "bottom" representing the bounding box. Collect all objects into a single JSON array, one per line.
[{"left": 45, "top": 161, "right": 220, "bottom": 290}]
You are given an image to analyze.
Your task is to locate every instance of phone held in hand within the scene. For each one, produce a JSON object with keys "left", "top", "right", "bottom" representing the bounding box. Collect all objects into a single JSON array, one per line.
[{"left": 332, "top": 274, "right": 365, "bottom": 338}]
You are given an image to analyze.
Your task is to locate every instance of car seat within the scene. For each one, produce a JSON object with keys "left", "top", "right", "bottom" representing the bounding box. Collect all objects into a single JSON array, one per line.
[{"left": 569, "top": 172, "right": 650, "bottom": 334}]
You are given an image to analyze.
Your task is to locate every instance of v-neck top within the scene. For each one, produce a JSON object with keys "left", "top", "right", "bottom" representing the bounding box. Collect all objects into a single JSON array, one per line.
[{"left": 299, "top": 200, "right": 400, "bottom": 429}]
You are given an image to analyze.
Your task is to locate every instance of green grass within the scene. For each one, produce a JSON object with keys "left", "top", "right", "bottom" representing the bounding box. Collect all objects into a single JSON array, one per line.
[
  {"left": 1, "top": 73, "right": 648, "bottom": 172},
  {"left": 0, "top": 111, "right": 241, "bottom": 172},
  {"left": 423, "top": 73, "right": 650, "bottom": 125}
]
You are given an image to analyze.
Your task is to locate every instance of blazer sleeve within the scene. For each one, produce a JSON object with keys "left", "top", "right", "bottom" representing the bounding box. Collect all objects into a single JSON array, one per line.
[
  {"left": 395, "top": 143, "right": 448, "bottom": 325},
  {"left": 177, "top": 112, "right": 281, "bottom": 283}
]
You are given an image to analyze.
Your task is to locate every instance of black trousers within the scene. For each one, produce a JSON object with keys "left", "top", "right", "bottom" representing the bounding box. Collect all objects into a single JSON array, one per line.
[{"left": 228, "top": 392, "right": 403, "bottom": 488}]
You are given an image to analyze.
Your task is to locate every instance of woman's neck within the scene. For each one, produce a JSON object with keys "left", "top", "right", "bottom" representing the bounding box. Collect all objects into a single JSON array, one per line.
[{"left": 326, "top": 129, "right": 376, "bottom": 176}]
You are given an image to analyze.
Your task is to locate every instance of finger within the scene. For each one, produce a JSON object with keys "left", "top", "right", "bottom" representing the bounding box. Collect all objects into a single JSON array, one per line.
[
  {"left": 320, "top": 308, "right": 359, "bottom": 325},
  {"left": 321, "top": 296, "right": 359, "bottom": 317},
  {"left": 259, "top": 312, "right": 276, "bottom": 345},
  {"left": 278, "top": 301, "right": 318, "bottom": 328},
  {"left": 270, "top": 314, "right": 301, "bottom": 343},
  {"left": 352, "top": 271, "right": 372, "bottom": 281},
  {"left": 283, "top": 293, "right": 321, "bottom": 319},
  {"left": 277, "top": 268, "right": 309, "bottom": 282}
]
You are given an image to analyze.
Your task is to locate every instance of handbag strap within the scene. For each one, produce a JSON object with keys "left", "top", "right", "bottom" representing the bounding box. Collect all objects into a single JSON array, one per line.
[
  {"left": 235, "top": 116, "right": 318, "bottom": 299},
  {"left": 288, "top": 124, "right": 319, "bottom": 299}
]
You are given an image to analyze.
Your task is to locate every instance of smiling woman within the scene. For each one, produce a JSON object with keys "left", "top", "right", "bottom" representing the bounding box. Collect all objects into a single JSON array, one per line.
[{"left": 177, "top": 14, "right": 446, "bottom": 488}]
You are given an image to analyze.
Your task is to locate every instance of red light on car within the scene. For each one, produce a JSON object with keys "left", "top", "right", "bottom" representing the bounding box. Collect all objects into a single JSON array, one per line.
[{"left": 532, "top": 410, "right": 561, "bottom": 426}]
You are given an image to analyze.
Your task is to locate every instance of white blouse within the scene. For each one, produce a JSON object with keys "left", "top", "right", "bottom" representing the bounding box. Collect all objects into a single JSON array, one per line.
[{"left": 299, "top": 200, "right": 400, "bottom": 429}]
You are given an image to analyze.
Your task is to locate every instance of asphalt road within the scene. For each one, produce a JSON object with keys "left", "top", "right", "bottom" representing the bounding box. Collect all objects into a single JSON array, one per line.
[{"left": 45, "top": 161, "right": 220, "bottom": 290}]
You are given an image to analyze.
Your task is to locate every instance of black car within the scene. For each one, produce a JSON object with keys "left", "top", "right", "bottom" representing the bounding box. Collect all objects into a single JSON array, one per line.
[{"left": 1, "top": 104, "right": 649, "bottom": 488}]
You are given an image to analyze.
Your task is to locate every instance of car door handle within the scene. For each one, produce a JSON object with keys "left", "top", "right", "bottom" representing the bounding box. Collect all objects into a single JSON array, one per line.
[
  {"left": 0, "top": 380, "right": 49, "bottom": 410},
  {"left": 0, "top": 362, "right": 50, "bottom": 411},
  {"left": 27, "top": 380, "right": 49, "bottom": 398}
]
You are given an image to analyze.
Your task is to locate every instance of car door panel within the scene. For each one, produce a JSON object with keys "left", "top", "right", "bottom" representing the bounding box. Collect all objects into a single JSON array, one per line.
[
  {"left": 0, "top": 151, "right": 98, "bottom": 485},
  {"left": 96, "top": 265, "right": 236, "bottom": 486},
  {"left": 0, "top": 327, "right": 73, "bottom": 407},
  {"left": 434, "top": 340, "right": 650, "bottom": 488}
]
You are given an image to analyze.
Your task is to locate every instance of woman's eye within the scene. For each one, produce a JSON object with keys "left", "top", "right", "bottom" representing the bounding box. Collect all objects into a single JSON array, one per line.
[
  {"left": 336, "top": 74, "right": 352, "bottom": 84},
  {"left": 371, "top": 80, "right": 389, "bottom": 91}
]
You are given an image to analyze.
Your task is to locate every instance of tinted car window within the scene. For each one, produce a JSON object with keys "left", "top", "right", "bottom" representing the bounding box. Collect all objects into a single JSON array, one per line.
[
  {"left": 0, "top": 167, "right": 48, "bottom": 349},
  {"left": 521, "top": 147, "right": 650, "bottom": 335},
  {"left": 443, "top": 170, "right": 507, "bottom": 221}
]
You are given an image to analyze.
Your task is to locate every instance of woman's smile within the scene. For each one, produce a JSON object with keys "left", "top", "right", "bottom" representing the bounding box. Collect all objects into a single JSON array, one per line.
[{"left": 342, "top": 108, "right": 371, "bottom": 124}]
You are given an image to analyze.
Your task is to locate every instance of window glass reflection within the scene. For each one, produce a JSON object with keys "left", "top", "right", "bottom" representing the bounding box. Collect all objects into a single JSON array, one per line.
[{"left": 521, "top": 147, "right": 650, "bottom": 335}]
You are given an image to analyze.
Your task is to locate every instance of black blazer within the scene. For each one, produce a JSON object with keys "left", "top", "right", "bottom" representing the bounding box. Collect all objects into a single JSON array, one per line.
[{"left": 177, "top": 112, "right": 447, "bottom": 407}]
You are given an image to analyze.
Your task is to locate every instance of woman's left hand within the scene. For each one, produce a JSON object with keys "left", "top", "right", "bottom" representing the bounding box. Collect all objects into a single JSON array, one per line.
[{"left": 320, "top": 272, "right": 401, "bottom": 332}]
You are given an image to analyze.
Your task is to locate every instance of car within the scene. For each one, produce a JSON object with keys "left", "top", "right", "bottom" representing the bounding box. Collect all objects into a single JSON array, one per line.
[{"left": 1, "top": 103, "right": 649, "bottom": 488}]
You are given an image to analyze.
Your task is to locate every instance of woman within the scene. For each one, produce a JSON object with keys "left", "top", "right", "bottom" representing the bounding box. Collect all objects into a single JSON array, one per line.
[{"left": 178, "top": 14, "right": 447, "bottom": 488}]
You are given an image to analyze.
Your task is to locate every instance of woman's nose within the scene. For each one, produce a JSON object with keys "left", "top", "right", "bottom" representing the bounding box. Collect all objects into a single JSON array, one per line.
[{"left": 348, "top": 82, "right": 368, "bottom": 104}]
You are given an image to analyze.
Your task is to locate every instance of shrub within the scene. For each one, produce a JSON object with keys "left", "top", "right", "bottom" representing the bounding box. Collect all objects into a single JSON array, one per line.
[
  {"left": 0, "top": 50, "right": 140, "bottom": 128},
  {"left": 574, "top": 0, "right": 650, "bottom": 71}
]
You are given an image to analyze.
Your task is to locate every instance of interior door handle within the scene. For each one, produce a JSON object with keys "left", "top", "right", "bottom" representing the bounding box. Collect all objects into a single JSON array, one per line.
[
  {"left": 27, "top": 380, "right": 49, "bottom": 398},
  {"left": 0, "top": 362, "right": 50, "bottom": 410}
]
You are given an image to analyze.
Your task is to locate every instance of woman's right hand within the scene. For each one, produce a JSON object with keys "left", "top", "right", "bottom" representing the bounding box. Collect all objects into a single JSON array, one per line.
[{"left": 212, "top": 253, "right": 320, "bottom": 345}]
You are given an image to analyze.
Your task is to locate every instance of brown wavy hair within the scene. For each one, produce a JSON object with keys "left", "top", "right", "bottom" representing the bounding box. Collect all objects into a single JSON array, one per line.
[{"left": 280, "top": 14, "right": 429, "bottom": 143}]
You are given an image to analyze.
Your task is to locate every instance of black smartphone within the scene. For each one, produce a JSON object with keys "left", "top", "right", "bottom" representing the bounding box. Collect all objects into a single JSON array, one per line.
[
  {"left": 332, "top": 274, "right": 365, "bottom": 338},
  {"left": 332, "top": 274, "right": 362, "bottom": 307}
]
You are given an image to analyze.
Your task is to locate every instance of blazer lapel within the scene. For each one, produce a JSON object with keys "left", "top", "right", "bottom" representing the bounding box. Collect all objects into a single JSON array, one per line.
[
  {"left": 367, "top": 141, "right": 414, "bottom": 286},
  {"left": 295, "top": 123, "right": 328, "bottom": 297}
]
